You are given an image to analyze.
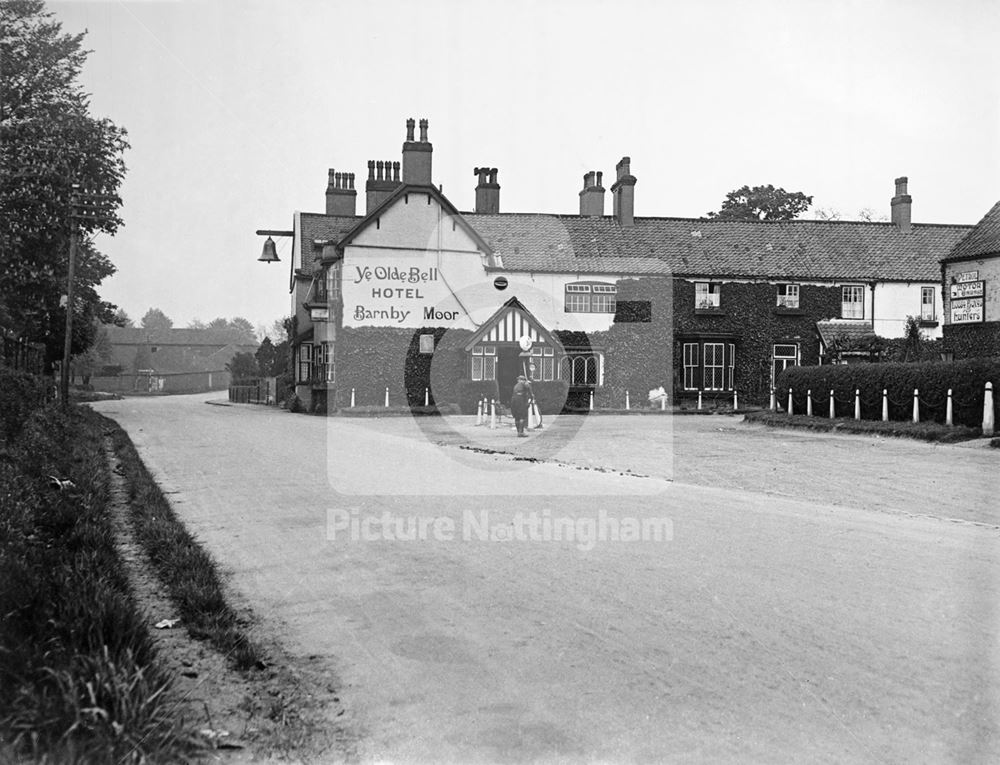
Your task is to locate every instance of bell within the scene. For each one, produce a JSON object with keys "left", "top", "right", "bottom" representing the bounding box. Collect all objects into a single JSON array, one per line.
[{"left": 258, "top": 236, "right": 280, "bottom": 263}]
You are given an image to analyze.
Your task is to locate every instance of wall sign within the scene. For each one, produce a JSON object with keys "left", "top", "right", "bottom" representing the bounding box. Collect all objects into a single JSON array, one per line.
[
  {"left": 950, "top": 281, "right": 984, "bottom": 300},
  {"left": 954, "top": 270, "right": 980, "bottom": 283},
  {"left": 950, "top": 297, "right": 984, "bottom": 324}
]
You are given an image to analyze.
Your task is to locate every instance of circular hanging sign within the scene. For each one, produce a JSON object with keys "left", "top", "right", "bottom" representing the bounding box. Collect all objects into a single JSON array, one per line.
[
  {"left": 493, "top": 276, "right": 508, "bottom": 291},
  {"left": 518, "top": 335, "right": 533, "bottom": 352}
]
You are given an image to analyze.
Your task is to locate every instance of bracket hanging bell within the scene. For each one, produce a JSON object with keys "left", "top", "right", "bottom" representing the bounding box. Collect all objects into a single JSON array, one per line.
[{"left": 258, "top": 236, "right": 280, "bottom": 263}]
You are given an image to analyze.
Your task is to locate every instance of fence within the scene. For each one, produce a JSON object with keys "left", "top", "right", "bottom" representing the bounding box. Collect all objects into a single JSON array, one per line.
[
  {"left": 2, "top": 333, "right": 45, "bottom": 375},
  {"left": 90, "top": 370, "right": 231, "bottom": 395},
  {"left": 772, "top": 382, "right": 996, "bottom": 436},
  {"left": 228, "top": 377, "right": 276, "bottom": 404}
]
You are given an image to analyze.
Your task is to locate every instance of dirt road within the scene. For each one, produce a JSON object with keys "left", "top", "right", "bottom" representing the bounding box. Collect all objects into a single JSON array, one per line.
[{"left": 92, "top": 395, "right": 999, "bottom": 763}]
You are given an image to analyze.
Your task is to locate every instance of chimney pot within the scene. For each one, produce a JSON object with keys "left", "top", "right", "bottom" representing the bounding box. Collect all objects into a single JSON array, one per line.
[
  {"left": 419, "top": 118, "right": 429, "bottom": 142},
  {"left": 611, "top": 156, "right": 636, "bottom": 227},
  {"left": 474, "top": 165, "right": 500, "bottom": 213},
  {"left": 368, "top": 160, "right": 375, "bottom": 180},
  {"left": 406, "top": 118, "right": 415, "bottom": 142},
  {"left": 596, "top": 171, "right": 603, "bottom": 188},
  {"left": 579, "top": 168, "right": 606, "bottom": 217},
  {"left": 403, "top": 117, "right": 433, "bottom": 184},
  {"left": 393, "top": 161, "right": 400, "bottom": 182},
  {"left": 326, "top": 167, "right": 357, "bottom": 216},
  {"left": 891, "top": 175, "right": 912, "bottom": 232}
]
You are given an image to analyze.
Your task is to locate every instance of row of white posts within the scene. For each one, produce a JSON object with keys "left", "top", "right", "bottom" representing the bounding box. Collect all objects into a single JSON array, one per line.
[
  {"left": 348, "top": 387, "right": 431, "bottom": 408},
  {"left": 770, "top": 382, "right": 995, "bottom": 437},
  {"left": 473, "top": 398, "right": 543, "bottom": 429}
]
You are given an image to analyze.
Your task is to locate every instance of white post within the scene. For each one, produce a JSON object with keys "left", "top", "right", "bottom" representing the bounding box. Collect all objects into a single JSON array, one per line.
[
  {"left": 589, "top": 390, "right": 594, "bottom": 411},
  {"left": 661, "top": 394, "right": 667, "bottom": 411},
  {"left": 528, "top": 401, "right": 538, "bottom": 429},
  {"left": 912, "top": 388, "right": 920, "bottom": 424},
  {"left": 351, "top": 387, "right": 355, "bottom": 408},
  {"left": 489, "top": 398, "right": 496, "bottom": 429},
  {"left": 787, "top": 387, "right": 793, "bottom": 416},
  {"left": 532, "top": 399, "right": 544, "bottom": 429},
  {"left": 806, "top": 389, "right": 812, "bottom": 417},
  {"left": 984, "top": 382, "right": 995, "bottom": 437},
  {"left": 829, "top": 390, "right": 835, "bottom": 419},
  {"left": 769, "top": 387, "right": 776, "bottom": 412},
  {"left": 424, "top": 387, "right": 429, "bottom": 407},
  {"left": 854, "top": 389, "right": 861, "bottom": 421},
  {"left": 475, "top": 399, "right": 483, "bottom": 426},
  {"left": 733, "top": 389, "right": 739, "bottom": 410},
  {"left": 384, "top": 387, "right": 389, "bottom": 407},
  {"left": 882, "top": 389, "right": 888, "bottom": 422},
  {"left": 625, "top": 390, "right": 630, "bottom": 410},
  {"left": 697, "top": 390, "right": 703, "bottom": 410},
  {"left": 946, "top": 389, "right": 953, "bottom": 427}
]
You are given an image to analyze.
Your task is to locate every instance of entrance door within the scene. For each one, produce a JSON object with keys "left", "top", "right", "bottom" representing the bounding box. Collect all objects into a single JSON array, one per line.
[{"left": 496, "top": 346, "right": 524, "bottom": 405}]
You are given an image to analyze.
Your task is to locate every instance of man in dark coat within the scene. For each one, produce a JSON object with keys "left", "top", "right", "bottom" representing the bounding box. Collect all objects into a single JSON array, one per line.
[{"left": 510, "top": 375, "right": 532, "bottom": 437}]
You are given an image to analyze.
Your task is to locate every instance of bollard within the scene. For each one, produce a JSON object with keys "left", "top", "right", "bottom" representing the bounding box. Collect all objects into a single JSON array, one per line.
[
  {"left": 384, "top": 387, "right": 389, "bottom": 407},
  {"left": 489, "top": 398, "right": 496, "bottom": 429},
  {"left": 806, "top": 389, "right": 812, "bottom": 418},
  {"left": 528, "top": 400, "right": 538, "bottom": 429},
  {"left": 788, "top": 387, "right": 793, "bottom": 416},
  {"left": 946, "top": 388, "right": 953, "bottom": 427},
  {"left": 475, "top": 399, "right": 483, "bottom": 426},
  {"left": 984, "top": 382, "right": 995, "bottom": 437},
  {"left": 882, "top": 389, "right": 888, "bottom": 422},
  {"left": 854, "top": 389, "right": 861, "bottom": 421},
  {"left": 424, "top": 387, "right": 429, "bottom": 407},
  {"left": 661, "top": 394, "right": 667, "bottom": 411},
  {"left": 590, "top": 390, "right": 594, "bottom": 411},
  {"left": 351, "top": 387, "right": 356, "bottom": 408},
  {"left": 625, "top": 390, "right": 630, "bottom": 410},
  {"left": 769, "top": 387, "right": 776, "bottom": 412},
  {"left": 912, "top": 388, "right": 920, "bottom": 424},
  {"left": 733, "top": 390, "right": 739, "bottom": 410},
  {"left": 829, "top": 389, "right": 835, "bottom": 419},
  {"left": 532, "top": 399, "right": 544, "bottom": 429},
  {"left": 697, "top": 390, "right": 703, "bottom": 410}
]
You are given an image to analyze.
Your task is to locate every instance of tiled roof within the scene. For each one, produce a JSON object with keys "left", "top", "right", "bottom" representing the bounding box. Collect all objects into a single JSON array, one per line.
[
  {"left": 104, "top": 326, "right": 258, "bottom": 348},
  {"left": 464, "top": 213, "right": 970, "bottom": 282},
  {"left": 943, "top": 201, "right": 1000, "bottom": 262},
  {"left": 816, "top": 320, "right": 877, "bottom": 346},
  {"left": 297, "top": 213, "right": 360, "bottom": 274}
]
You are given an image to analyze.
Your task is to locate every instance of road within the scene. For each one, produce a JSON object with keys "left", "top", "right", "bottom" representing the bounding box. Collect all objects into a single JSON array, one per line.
[{"left": 91, "top": 394, "right": 1000, "bottom": 763}]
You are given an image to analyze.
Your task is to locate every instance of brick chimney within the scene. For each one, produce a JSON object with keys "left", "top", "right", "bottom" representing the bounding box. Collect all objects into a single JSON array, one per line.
[
  {"left": 402, "top": 117, "right": 433, "bottom": 185},
  {"left": 325, "top": 169, "right": 357, "bottom": 216},
  {"left": 579, "top": 170, "right": 605, "bottom": 217},
  {"left": 365, "top": 159, "right": 401, "bottom": 214},
  {"left": 473, "top": 167, "right": 500, "bottom": 213},
  {"left": 891, "top": 176, "right": 912, "bottom": 232},
  {"left": 611, "top": 156, "right": 636, "bottom": 227}
]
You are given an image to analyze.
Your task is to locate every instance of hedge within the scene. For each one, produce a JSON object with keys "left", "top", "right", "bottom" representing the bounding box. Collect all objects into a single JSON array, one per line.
[
  {"left": 0, "top": 364, "right": 51, "bottom": 441},
  {"left": 775, "top": 357, "right": 1000, "bottom": 427},
  {"left": 457, "top": 379, "right": 500, "bottom": 414}
]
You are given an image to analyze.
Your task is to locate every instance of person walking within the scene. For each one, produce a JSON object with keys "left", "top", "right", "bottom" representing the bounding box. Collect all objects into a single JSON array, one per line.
[{"left": 510, "top": 374, "right": 533, "bottom": 437}]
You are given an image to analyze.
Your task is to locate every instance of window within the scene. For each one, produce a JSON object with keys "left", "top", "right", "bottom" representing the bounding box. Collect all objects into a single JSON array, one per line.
[
  {"left": 314, "top": 342, "right": 335, "bottom": 383},
  {"left": 776, "top": 284, "right": 800, "bottom": 309},
  {"left": 695, "top": 282, "right": 721, "bottom": 309},
  {"left": 325, "top": 264, "right": 341, "bottom": 301},
  {"left": 728, "top": 343, "right": 735, "bottom": 390},
  {"left": 296, "top": 343, "right": 312, "bottom": 383},
  {"left": 841, "top": 285, "right": 865, "bottom": 319},
  {"left": 559, "top": 353, "right": 601, "bottom": 385},
  {"left": 772, "top": 344, "right": 798, "bottom": 387},
  {"left": 703, "top": 343, "right": 725, "bottom": 390},
  {"left": 471, "top": 345, "right": 496, "bottom": 381},
  {"left": 683, "top": 343, "right": 698, "bottom": 390},
  {"left": 529, "top": 347, "right": 555, "bottom": 381},
  {"left": 564, "top": 282, "right": 617, "bottom": 313},
  {"left": 921, "top": 286, "right": 936, "bottom": 321}
]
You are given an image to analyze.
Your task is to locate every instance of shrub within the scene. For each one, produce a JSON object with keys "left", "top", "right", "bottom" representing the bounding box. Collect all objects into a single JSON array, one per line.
[
  {"left": 0, "top": 364, "right": 50, "bottom": 441},
  {"left": 530, "top": 380, "right": 571, "bottom": 414},
  {"left": 775, "top": 357, "right": 1000, "bottom": 427},
  {"left": 457, "top": 379, "right": 500, "bottom": 414}
]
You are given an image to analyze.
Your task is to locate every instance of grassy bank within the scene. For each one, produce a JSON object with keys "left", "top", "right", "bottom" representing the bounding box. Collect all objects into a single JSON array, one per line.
[
  {"left": 0, "top": 403, "right": 199, "bottom": 763},
  {"left": 744, "top": 410, "right": 981, "bottom": 443}
]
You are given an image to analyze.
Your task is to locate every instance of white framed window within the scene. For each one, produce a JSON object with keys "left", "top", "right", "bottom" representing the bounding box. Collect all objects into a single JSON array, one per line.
[
  {"left": 528, "top": 347, "right": 555, "bottom": 381},
  {"left": 683, "top": 343, "right": 699, "bottom": 390},
  {"left": 324, "top": 263, "right": 341, "bottom": 301},
  {"left": 841, "top": 285, "right": 865, "bottom": 319},
  {"left": 471, "top": 345, "right": 496, "bottom": 381},
  {"left": 695, "top": 282, "right": 721, "bottom": 309},
  {"left": 703, "top": 343, "right": 725, "bottom": 390},
  {"left": 296, "top": 343, "right": 312, "bottom": 383},
  {"left": 314, "top": 342, "right": 335, "bottom": 383},
  {"left": 565, "top": 282, "right": 617, "bottom": 313},
  {"left": 560, "top": 353, "right": 601, "bottom": 385},
  {"left": 921, "top": 286, "right": 936, "bottom": 321},
  {"left": 728, "top": 343, "right": 735, "bottom": 390},
  {"left": 777, "top": 283, "right": 800, "bottom": 309},
  {"left": 772, "top": 343, "right": 798, "bottom": 387}
]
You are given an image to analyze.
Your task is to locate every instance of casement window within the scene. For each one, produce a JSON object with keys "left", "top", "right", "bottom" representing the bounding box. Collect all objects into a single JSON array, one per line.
[
  {"left": 920, "top": 286, "right": 936, "bottom": 321},
  {"left": 776, "top": 284, "right": 800, "bottom": 309},
  {"left": 559, "top": 353, "right": 601, "bottom": 386},
  {"left": 314, "top": 342, "right": 335, "bottom": 383},
  {"left": 703, "top": 343, "right": 726, "bottom": 390},
  {"left": 728, "top": 343, "right": 735, "bottom": 390},
  {"left": 695, "top": 282, "right": 721, "bottom": 309},
  {"left": 772, "top": 344, "right": 799, "bottom": 387},
  {"left": 529, "top": 347, "right": 555, "bottom": 381},
  {"left": 682, "top": 343, "right": 699, "bottom": 390},
  {"left": 471, "top": 345, "right": 496, "bottom": 381},
  {"left": 296, "top": 343, "right": 312, "bottom": 383},
  {"left": 681, "top": 341, "right": 736, "bottom": 391},
  {"left": 564, "top": 282, "right": 617, "bottom": 313},
  {"left": 841, "top": 285, "right": 865, "bottom": 319},
  {"left": 325, "top": 264, "right": 341, "bottom": 300}
]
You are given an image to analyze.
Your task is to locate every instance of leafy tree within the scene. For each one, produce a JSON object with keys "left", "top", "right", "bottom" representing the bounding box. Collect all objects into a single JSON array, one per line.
[
  {"left": 255, "top": 337, "right": 276, "bottom": 376},
  {"left": 140, "top": 307, "right": 173, "bottom": 331},
  {"left": 188, "top": 317, "right": 206, "bottom": 330},
  {"left": 0, "top": 0, "right": 129, "bottom": 368},
  {"left": 112, "top": 307, "right": 133, "bottom": 327},
  {"left": 707, "top": 184, "right": 812, "bottom": 222},
  {"left": 226, "top": 351, "right": 258, "bottom": 381},
  {"left": 229, "top": 316, "right": 256, "bottom": 343},
  {"left": 207, "top": 317, "right": 230, "bottom": 331}
]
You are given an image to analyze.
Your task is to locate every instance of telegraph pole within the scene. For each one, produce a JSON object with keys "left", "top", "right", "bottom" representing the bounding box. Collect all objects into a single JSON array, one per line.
[{"left": 60, "top": 191, "right": 79, "bottom": 406}]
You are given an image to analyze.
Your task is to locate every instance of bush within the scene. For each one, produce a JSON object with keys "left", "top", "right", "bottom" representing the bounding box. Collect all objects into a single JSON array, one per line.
[
  {"left": 745, "top": 411, "right": 980, "bottom": 443},
  {"left": 457, "top": 379, "right": 500, "bottom": 414},
  {"left": 0, "top": 364, "right": 50, "bottom": 441},
  {"left": 775, "top": 357, "right": 1000, "bottom": 427}
]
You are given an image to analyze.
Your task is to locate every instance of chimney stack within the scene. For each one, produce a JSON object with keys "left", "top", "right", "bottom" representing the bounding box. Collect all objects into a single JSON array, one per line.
[
  {"left": 611, "top": 156, "right": 637, "bottom": 227},
  {"left": 366, "top": 159, "right": 402, "bottom": 213},
  {"left": 891, "top": 176, "right": 912, "bottom": 232},
  {"left": 325, "top": 169, "right": 357, "bottom": 216},
  {"left": 474, "top": 167, "right": 500, "bottom": 214},
  {"left": 402, "top": 116, "right": 433, "bottom": 185},
  {"left": 579, "top": 170, "right": 605, "bottom": 217}
]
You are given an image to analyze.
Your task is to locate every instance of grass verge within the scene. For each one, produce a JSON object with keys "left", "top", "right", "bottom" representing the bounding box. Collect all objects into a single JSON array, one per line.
[
  {"left": 104, "top": 419, "right": 266, "bottom": 672},
  {"left": 0, "top": 404, "right": 200, "bottom": 763},
  {"left": 744, "top": 410, "right": 981, "bottom": 442}
]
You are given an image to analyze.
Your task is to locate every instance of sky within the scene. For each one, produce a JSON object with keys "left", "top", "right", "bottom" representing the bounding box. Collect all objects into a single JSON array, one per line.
[{"left": 50, "top": 0, "right": 1000, "bottom": 335}]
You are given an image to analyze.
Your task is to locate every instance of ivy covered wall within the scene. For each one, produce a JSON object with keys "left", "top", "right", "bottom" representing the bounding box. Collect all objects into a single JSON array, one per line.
[{"left": 942, "top": 322, "right": 1000, "bottom": 359}]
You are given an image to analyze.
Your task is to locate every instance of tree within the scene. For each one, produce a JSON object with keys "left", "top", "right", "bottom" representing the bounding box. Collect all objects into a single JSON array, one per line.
[
  {"left": 706, "top": 185, "right": 812, "bottom": 222},
  {"left": 188, "top": 317, "right": 206, "bottom": 330},
  {"left": 226, "top": 351, "right": 258, "bottom": 381},
  {"left": 112, "top": 307, "right": 133, "bottom": 327},
  {"left": 255, "top": 337, "right": 277, "bottom": 376},
  {"left": 0, "top": 0, "right": 129, "bottom": 368},
  {"left": 207, "top": 317, "right": 229, "bottom": 331},
  {"left": 140, "top": 307, "right": 173, "bottom": 331},
  {"left": 229, "top": 316, "right": 256, "bottom": 343}
]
